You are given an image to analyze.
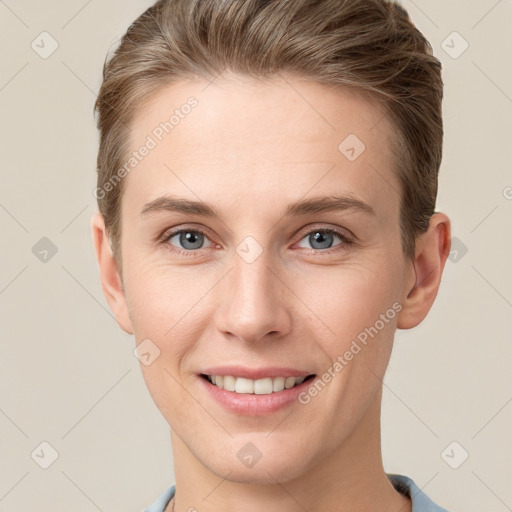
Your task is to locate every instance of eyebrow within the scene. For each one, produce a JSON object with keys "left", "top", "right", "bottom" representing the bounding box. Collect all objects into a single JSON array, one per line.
[{"left": 140, "top": 194, "right": 376, "bottom": 219}]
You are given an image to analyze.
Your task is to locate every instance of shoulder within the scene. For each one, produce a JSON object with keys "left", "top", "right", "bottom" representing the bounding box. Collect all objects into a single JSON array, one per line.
[
  {"left": 387, "top": 473, "right": 451, "bottom": 512},
  {"left": 143, "top": 484, "right": 176, "bottom": 512}
]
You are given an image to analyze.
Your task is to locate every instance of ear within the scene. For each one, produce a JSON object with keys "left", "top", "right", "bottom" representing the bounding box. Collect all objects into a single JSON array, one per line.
[
  {"left": 91, "top": 212, "right": 134, "bottom": 335},
  {"left": 396, "top": 212, "right": 451, "bottom": 330}
]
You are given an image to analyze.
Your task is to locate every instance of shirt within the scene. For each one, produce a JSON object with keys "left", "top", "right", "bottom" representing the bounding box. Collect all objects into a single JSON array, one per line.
[{"left": 143, "top": 473, "right": 450, "bottom": 511}]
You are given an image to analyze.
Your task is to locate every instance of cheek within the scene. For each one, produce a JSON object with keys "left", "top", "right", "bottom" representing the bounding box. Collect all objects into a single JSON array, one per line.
[
  {"left": 124, "top": 262, "right": 217, "bottom": 417},
  {"left": 301, "top": 266, "right": 400, "bottom": 423},
  {"left": 124, "top": 258, "right": 212, "bottom": 337},
  {"left": 291, "top": 260, "right": 401, "bottom": 351},
  {"left": 127, "top": 265, "right": 206, "bottom": 423},
  {"left": 138, "top": 361, "right": 198, "bottom": 437}
]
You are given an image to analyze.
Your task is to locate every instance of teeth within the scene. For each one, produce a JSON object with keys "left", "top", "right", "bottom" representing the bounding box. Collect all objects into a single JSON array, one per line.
[{"left": 207, "top": 375, "right": 306, "bottom": 394}]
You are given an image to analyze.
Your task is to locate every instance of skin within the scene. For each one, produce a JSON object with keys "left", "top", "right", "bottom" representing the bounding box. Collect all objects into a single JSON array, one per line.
[{"left": 92, "top": 73, "right": 451, "bottom": 512}]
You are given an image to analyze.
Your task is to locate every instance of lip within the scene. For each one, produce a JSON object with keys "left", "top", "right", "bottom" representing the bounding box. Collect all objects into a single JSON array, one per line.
[
  {"left": 200, "top": 366, "right": 313, "bottom": 380},
  {"left": 197, "top": 370, "right": 317, "bottom": 416}
]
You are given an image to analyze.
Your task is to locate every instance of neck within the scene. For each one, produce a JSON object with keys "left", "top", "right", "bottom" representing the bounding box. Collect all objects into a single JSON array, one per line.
[{"left": 167, "top": 387, "right": 411, "bottom": 512}]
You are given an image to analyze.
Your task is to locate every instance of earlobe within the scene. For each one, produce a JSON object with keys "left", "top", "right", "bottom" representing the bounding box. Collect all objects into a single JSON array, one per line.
[
  {"left": 396, "top": 212, "right": 451, "bottom": 330},
  {"left": 91, "top": 212, "right": 134, "bottom": 335}
]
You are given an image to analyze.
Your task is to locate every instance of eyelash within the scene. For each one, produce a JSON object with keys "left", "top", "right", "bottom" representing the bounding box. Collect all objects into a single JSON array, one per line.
[{"left": 158, "top": 225, "right": 355, "bottom": 257}]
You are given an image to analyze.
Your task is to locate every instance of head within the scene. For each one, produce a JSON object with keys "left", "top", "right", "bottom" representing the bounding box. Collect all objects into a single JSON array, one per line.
[{"left": 92, "top": 0, "right": 451, "bottom": 485}]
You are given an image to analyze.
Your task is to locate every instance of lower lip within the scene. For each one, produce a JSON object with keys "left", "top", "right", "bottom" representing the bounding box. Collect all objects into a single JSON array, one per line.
[{"left": 197, "top": 375, "right": 316, "bottom": 416}]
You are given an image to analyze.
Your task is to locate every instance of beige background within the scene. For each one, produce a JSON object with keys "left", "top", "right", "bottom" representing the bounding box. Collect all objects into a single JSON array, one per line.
[{"left": 1, "top": 1, "right": 511, "bottom": 511}]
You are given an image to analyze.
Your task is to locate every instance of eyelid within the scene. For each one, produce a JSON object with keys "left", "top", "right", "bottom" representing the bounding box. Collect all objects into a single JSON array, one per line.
[
  {"left": 158, "top": 224, "right": 218, "bottom": 258},
  {"left": 294, "top": 223, "right": 355, "bottom": 243},
  {"left": 159, "top": 223, "right": 217, "bottom": 244},
  {"left": 291, "top": 225, "right": 355, "bottom": 255}
]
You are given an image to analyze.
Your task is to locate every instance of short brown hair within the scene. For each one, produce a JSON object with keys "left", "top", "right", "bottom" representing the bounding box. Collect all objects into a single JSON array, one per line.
[{"left": 94, "top": 0, "right": 443, "bottom": 270}]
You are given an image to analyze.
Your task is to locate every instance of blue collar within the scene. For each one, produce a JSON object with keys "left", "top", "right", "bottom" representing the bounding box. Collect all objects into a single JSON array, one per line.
[{"left": 144, "top": 473, "right": 450, "bottom": 512}]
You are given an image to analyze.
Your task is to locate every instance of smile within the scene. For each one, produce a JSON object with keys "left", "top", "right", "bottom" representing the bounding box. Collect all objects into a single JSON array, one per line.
[
  {"left": 201, "top": 374, "right": 316, "bottom": 395},
  {"left": 198, "top": 371, "right": 318, "bottom": 416}
]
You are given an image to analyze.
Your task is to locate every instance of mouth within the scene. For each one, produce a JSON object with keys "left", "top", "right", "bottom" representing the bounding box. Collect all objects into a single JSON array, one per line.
[{"left": 200, "top": 373, "right": 316, "bottom": 395}]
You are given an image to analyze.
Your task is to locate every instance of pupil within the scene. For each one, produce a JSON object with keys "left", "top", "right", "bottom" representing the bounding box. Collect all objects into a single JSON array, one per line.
[
  {"left": 181, "top": 231, "right": 203, "bottom": 250},
  {"left": 311, "top": 231, "right": 332, "bottom": 249}
]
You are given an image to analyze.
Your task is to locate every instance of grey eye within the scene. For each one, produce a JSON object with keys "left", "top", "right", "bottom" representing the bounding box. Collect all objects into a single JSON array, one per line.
[
  {"left": 168, "top": 230, "right": 212, "bottom": 251},
  {"left": 296, "top": 230, "right": 344, "bottom": 250}
]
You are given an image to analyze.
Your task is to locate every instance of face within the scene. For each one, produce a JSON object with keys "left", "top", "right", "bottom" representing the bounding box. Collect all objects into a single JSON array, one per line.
[{"left": 113, "top": 74, "right": 416, "bottom": 483}]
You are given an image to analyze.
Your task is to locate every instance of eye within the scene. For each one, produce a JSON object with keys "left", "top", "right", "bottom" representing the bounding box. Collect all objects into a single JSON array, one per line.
[
  {"left": 159, "top": 225, "right": 354, "bottom": 256},
  {"left": 162, "top": 227, "right": 215, "bottom": 254},
  {"left": 295, "top": 227, "right": 354, "bottom": 252}
]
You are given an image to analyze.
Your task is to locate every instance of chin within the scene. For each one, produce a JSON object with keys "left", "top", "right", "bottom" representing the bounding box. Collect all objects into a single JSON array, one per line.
[
  {"left": 217, "top": 466, "right": 307, "bottom": 486},
  {"left": 203, "top": 446, "right": 311, "bottom": 485}
]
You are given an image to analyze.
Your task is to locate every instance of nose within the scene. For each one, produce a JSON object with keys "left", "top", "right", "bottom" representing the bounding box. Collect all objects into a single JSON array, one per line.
[{"left": 214, "top": 248, "right": 292, "bottom": 344}]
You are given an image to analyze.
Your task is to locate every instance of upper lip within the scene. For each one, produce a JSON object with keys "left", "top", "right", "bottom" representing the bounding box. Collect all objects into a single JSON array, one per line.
[{"left": 200, "top": 366, "right": 315, "bottom": 380}]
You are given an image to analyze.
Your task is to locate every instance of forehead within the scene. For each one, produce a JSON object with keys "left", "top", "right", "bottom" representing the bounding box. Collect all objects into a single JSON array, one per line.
[{"left": 122, "top": 74, "right": 400, "bottom": 222}]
